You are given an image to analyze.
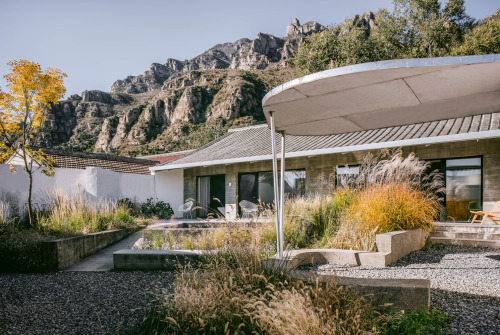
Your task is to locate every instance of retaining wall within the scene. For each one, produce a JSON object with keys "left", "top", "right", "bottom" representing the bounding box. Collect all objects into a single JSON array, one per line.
[{"left": 43, "top": 228, "right": 134, "bottom": 270}]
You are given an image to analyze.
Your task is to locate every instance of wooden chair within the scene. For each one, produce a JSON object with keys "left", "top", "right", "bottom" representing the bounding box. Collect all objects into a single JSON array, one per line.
[{"left": 470, "top": 201, "right": 500, "bottom": 225}]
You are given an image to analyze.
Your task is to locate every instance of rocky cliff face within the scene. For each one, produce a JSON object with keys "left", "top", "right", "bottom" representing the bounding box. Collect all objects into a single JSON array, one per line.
[
  {"left": 110, "top": 19, "right": 324, "bottom": 94},
  {"left": 40, "top": 67, "right": 297, "bottom": 156},
  {"left": 38, "top": 18, "right": 324, "bottom": 155},
  {"left": 39, "top": 14, "right": 386, "bottom": 155}
]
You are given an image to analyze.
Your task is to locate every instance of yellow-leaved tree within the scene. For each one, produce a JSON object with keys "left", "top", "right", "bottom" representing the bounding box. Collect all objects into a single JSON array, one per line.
[{"left": 0, "top": 60, "right": 66, "bottom": 226}]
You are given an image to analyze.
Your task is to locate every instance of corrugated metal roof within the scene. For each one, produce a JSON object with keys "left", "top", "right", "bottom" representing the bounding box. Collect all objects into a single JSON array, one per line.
[{"left": 154, "top": 112, "right": 500, "bottom": 170}]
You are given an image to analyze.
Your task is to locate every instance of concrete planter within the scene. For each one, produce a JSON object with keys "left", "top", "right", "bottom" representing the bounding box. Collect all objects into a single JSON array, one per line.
[
  {"left": 114, "top": 249, "right": 207, "bottom": 271},
  {"left": 270, "top": 228, "right": 427, "bottom": 268},
  {"left": 43, "top": 228, "right": 134, "bottom": 271}
]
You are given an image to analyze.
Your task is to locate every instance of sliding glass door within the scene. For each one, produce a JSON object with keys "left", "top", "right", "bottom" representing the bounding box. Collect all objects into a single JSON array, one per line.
[
  {"left": 446, "top": 157, "right": 482, "bottom": 221},
  {"left": 197, "top": 175, "right": 226, "bottom": 218}
]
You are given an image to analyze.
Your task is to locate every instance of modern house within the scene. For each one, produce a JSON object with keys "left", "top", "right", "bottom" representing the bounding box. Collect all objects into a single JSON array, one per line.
[
  {"left": 151, "top": 113, "right": 500, "bottom": 221},
  {"left": 151, "top": 54, "right": 500, "bottom": 222}
]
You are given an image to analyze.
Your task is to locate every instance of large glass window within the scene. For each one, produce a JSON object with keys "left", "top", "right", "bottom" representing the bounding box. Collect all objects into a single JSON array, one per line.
[
  {"left": 336, "top": 165, "right": 359, "bottom": 187},
  {"left": 446, "top": 157, "right": 482, "bottom": 221},
  {"left": 239, "top": 170, "right": 305, "bottom": 207}
]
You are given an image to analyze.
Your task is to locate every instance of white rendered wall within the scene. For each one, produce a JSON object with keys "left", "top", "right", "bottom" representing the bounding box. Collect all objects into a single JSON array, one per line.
[
  {"left": 0, "top": 164, "right": 86, "bottom": 214},
  {"left": 154, "top": 169, "right": 184, "bottom": 218},
  {"left": 85, "top": 167, "right": 154, "bottom": 203},
  {"left": 0, "top": 165, "right": 157, "bottom": 216}
]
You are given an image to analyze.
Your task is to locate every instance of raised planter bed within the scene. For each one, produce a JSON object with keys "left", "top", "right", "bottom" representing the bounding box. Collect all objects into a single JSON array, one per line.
[
  {"left": 112, "top": 247, "right": 430, "bottom": 311},
  {"left": 43, "top": 228, "right": 135, "bottom": 271},
  {"left": 114, "top": 249, "right": 206, "bottom": 271},
  {"left": 269, "top": 228, "right": 427, "bottom": 268}
]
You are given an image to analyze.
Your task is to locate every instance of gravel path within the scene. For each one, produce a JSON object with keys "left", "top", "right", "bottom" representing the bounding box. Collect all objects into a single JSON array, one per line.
[
  {"left": 308, "top": 245, "right": 500, "bottom": 335},
  {"left": 0, "top": 271, "right": 174, "bottom": 335}
]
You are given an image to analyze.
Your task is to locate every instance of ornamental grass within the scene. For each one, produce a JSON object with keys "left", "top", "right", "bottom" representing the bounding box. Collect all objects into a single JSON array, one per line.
[{"left": 137, "top": 244, "right": 380, "bottom": 335}]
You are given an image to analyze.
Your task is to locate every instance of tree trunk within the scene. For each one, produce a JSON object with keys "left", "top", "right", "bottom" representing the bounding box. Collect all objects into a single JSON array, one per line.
[{"left": 27, "top": 170, "right": 33, "bottom": 227}]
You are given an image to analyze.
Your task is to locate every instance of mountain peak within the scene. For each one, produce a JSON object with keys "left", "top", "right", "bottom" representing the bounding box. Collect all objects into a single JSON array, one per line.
[{"left": 286, "top": 18, "right": 325, "bottom": 37}]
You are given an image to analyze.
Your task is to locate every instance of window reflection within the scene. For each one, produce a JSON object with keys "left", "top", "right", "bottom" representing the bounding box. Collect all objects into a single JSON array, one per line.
[
  {"left": 239, "top": 170, "right": 306, "bottom": 206},
  {"left": 446, "top": 158, "right": 481, "bottom": 221}
]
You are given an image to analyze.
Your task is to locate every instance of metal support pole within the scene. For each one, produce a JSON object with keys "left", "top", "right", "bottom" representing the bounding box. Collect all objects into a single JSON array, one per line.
[
  {"left": 269, "top": 111, "right": 281, "bottom": 254},
  {"left": 279, "top": 131, "right": 286, "bottom": 258}
]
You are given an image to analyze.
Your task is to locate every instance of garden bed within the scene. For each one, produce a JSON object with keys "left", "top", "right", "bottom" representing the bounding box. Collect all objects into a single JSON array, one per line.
[{"left": 44, "top": 228, "right": 136, "bottom": 271}]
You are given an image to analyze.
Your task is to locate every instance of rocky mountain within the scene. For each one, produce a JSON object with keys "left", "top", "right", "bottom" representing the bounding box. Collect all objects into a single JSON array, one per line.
[
  {"left": 37, "top": 18, "right": 326, "bottom": 156},
  {"left": 110, "top": 19, "right": 324, "bottom": 94},
  {"left": 39, "top": 16, "right": 381, "bottom": 156}
]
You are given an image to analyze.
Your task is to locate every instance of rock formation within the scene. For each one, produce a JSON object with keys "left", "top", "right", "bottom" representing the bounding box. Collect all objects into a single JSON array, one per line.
[{"left": 110, "top": 19, "right": 324, "bottom": 94}]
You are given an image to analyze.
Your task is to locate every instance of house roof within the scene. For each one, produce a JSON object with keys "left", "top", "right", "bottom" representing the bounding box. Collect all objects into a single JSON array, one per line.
[
  {"left": 42, "top": 149, "right": 157, "bottom": 175},
  {"left": 151, "top": 112, "right": 500, "bottom": 171},
  {"left": 138, "top": 150, "right": 194, "bottom": 164},
  {"left": 262, "top": 54, "right": 500, "bottom": 135}
]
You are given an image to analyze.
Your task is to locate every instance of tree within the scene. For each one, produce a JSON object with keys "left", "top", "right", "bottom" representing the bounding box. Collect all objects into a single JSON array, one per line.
[
  {"left": 0, "top": 60, "right": 66, "bottom": 226},
  {"left": 294, "top": 0, "right": 476, "bottom": 75},
  {"left": 451, "top": 20, "right": 500, "bottom": 55}
]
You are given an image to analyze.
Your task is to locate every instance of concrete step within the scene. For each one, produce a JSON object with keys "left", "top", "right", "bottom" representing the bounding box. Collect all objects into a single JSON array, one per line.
[
  {"left": 430, "top": 237, "right": 500, "bottom": 249},
  {"left": 431, "top": 231, "right": 483, "bottom": 238},
  {"left": 433, "top": 225, "right": 500, "bottom": 234}
]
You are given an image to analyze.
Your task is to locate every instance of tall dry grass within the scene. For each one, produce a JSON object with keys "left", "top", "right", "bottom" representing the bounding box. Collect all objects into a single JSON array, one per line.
[
  {"left": 282, "top": 149, "right": 442, "bottom": 251},
  {"left": 140, "top": 222, "right": 276, "bottom": 254},
  {"left": 328, "top": 149, "right": 443, "bottom": 250},
  {"left": 138, "top": 244, "right": 380, "bottom": 335},
  {"left": 36, "top": 190, "right": 139, "bottom": 236}
]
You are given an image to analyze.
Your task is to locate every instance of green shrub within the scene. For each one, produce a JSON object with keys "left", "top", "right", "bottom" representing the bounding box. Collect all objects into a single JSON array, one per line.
[
  {"left": 140, "top": 198, "right": 174, "bottom": 219},
  {"left": 0, "top": 226, "right": 57, "bottom": 272},
  {"left": 381, "top": 309, "right": 452, "bottom": 335},
  {"left": 117, "top": 197, "right": 140, "bottom": 216}
]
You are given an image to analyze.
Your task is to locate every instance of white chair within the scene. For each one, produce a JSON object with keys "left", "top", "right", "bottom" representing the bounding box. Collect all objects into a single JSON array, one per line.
[
  {"left": 239, "top": 200, "right": 258, "bottom": 219},
  {"left": 178, "top": 201, "right": 194, "bottom": 219}
]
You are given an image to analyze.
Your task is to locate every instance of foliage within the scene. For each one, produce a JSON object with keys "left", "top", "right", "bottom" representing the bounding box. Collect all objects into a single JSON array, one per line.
[
  {"left": 0, "top": 60, "right": 66, "bottom": 226},
  {"left": 118, "top": 197, "right": 175, "bottom": 219},
  {"left": 0, "top": 192, "right": 144, "bottom": 272},
  {"left": 140, "top": 198, "right": 174, "bottom": 219},
  {"left": 35, "top": 192, "right": 139, "bottom": 236},
  {"left": 135, "top": 243, "right": 379, "bottom": 335},
  {"left": 139, "top": 222, "right": 275, "bottom": 253},
  {"left": 0, "top": 226, "right": 57, "bottom": 273},
  {"left": 381, "top": 309, "right": 452, "bottom": 334},
  {"left": 451, "top": 19, "right": 500, "bottom": 55},
  {"left": 294, "top": 0, "right": 478, "bottom": 75}
]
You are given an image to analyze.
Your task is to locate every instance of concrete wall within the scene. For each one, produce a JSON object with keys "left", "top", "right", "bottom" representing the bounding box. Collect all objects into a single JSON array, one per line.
[
  {"left": 0, "top": 165, "right": 159, "bottom": 217},
  {"left": 154, "top": 169, "right": 184, "bottom": 218},
  {"left": 183, "top": 138, "right": 500, "bottom": 219},
  {"left": 0, "top": 164, "right": 86, "bottom": 215},
  {"left": 44, "top": 228, "right": 133, "bottom": 270},
  {"left": 85, "top": 166, "right": 154, "bottom": 203}
]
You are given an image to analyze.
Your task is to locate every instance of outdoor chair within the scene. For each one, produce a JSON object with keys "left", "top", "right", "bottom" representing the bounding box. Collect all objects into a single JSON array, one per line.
[
  {"left": 470, "top": 201, "right": 500, "bottom": 225},
  {"left": 467, "top": 202, "right": 481, "bottom": 221},
  {"left": 239, "top": 200, "right": 259, "bottom": 219},
  {"left": 178, "top": 200, "right": 194, "bottom": 219}
]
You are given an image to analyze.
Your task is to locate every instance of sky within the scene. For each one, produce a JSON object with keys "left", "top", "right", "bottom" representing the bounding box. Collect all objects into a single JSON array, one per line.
[{"left": 1, "top": 0, "right": 498, "bottom": 98}]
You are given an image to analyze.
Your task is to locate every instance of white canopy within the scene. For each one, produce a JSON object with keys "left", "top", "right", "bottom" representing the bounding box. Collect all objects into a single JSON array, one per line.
[
  {"left": 263, "top": 54, "right": 500, "bottom": 136},
  {"left": 263, "top": 54, "right": 500, "bottom": 258}
]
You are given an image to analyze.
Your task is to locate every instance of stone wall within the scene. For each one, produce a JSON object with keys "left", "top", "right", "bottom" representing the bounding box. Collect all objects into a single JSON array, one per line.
[{"left": 183, "top": 138, "right": 500, "bottom": 218}]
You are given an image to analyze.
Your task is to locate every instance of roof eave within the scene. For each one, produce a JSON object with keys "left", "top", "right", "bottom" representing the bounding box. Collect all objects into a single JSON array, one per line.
[{"left": 150, "top": 129, "right": 500, "bottom": 171}]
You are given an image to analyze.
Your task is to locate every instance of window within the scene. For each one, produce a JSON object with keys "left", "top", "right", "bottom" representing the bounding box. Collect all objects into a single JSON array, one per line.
[
  {"left": 445, "top": 157, "right": 482, "bottom": 221},
  {"left": 336, "top": 165, "right": 359, "bottom": 187},
  {"left": 239, "top": 170, "right": 305, "bottom": 206}
]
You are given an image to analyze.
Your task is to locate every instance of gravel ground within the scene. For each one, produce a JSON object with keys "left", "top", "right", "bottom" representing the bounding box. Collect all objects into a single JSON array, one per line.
[
  {"left": 0, "top": 271, "right": 174, "bottom": 335},
  {"left": 307, "top": 245, "right": 500, "bottom": 335}
]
